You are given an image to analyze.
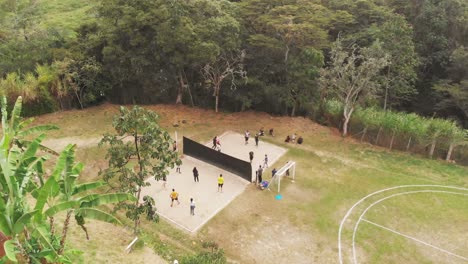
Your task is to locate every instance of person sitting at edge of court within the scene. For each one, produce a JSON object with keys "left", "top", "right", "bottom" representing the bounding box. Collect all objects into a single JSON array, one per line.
[
  {"left": 297, "top": 136, "right": 303, "bottom": 145},
  {"left": 259, "top": 127, "right": 265, "bottom": 136},
  {"left": 285, "top": 135, "right": 291, "bottom": 143},
  {"left": 291, "top": 133, "right": 296, "bottom": 143},
  {"left": 269, "top": 128, "right": 274, "bottom": 136}
]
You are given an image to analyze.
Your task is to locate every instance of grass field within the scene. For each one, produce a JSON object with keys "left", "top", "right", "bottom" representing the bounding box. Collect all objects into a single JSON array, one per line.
[{"left": 35, "top": 103, "right": 468, "bottom": 263}]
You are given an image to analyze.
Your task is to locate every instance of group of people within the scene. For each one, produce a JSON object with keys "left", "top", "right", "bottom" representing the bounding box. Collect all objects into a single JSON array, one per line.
[
  {"left": 285, "top": 133, "right": 303, "bottom": 144},
  {"left": 244, "top": 127, "right": 274, "bottom": 146},
  {"left": 168, "top": 169, "right": 226, "bottom": 216}
]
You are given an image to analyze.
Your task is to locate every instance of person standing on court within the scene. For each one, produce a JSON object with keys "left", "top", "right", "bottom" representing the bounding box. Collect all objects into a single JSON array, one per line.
[
  {"left": 212, "top": 136, "right": 217, "bottom": 149},
  {"left": 218, "top": 174, "right": 224, "bottom": 192},
  {"left": 170, "top": 189, "right": 180, "bottom": 207},
  {"left": 249, "top": 151, "right": 254, "bottom": 163},
  {"left": 271, "top": 168, "right": 277, "bottom": 178},
  {"left": 263, "top": 154, "right": 269, "bottom": 168},
  {"left": 256, "top": 165, "right": 263, "bottom": 185},
  {"left": 255, "top": 133, "right": 259, "bottom": 147},
  {"left": 173, "top": 140, "right": 177, "bottom": 152},
  {"left": 192, "top": 167, "right": 199, "bottom": 182},
  {"left": 190, "top": 198, "right": 196, "bottom": 216},
  {"left": 245, "top": 130, "right": 250, "bottom": 145}
]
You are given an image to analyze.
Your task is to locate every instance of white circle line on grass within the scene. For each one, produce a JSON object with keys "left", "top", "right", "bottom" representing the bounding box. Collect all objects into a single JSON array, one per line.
[
  {"left": 360, "top": 218, "right": 468, "bottom": 262},
  {"left": 351, "top": 190, "right": 468, "bottom": 263},
  {"left": 338, "top": 185, "right": 468, "bottom": 264}
]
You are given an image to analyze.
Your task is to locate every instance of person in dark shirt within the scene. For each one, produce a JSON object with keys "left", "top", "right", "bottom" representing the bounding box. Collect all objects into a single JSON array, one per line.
[
  {"left": 272, "top": 168, "right": 277, "bottom": 178},
  {"left": 256, "top": 165, "right": 263, "bottom": 185},
  {"left": 192, "top": 167, "right": 199, "bottom": 182},
  {"left": 269, "top": 128, "right": 274, "bottom": 136},
  {"left": 255, "top": 134, "right": 259, "bottom": 146},
  {"left": 212, "top": 136, "right": 217, "bottom": 149},
  {"left": 297, "top": 136, "right": 303, "bottom": 144},
  {"left": 249, "top": 151, "right": 254, "bottom": 163}
]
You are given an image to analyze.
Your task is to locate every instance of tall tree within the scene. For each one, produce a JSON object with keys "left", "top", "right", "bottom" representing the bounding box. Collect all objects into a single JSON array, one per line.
[
  {"left": 370, "top": 14, "right": 419, "bottom": 110},
  {"left": 100, "top": 105, "right": 180, "bottom": 234},
  {"left": 201, "top": 50, "right": 247, "bottom": 113},
  {"left": 320, "top": 39, "right": 390, "bottom": 136}
]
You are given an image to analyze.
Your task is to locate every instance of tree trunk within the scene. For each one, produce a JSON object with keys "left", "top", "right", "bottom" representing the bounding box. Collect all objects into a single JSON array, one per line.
[
  {"left": 49, "top": 217, "right": 55, "bottom": 240},
  {"left": 389, "top": 131, "right": 395, "bottom": 150},
  {"left": 176, "top": 70, "right": 184, "bottom": 105},
  {"left": 342, "top": 116, "right": 350, "bottom": 137},
  {"left": 446, "top": 143, "right": 454, "bottom": 161},
  {"left": 58, "top": 210, "right": 72, "bottom": 255},
  {"left": 360, "top": 127, "right": 368, "bottom": 142},
  {"left": 134, "top": 133, "right": 142, "bottom": 234},
  {"left": 215, "top": 88, "right": 219, "bottom": 113},
  {"left": 342, "top": 107, "right": 354, "bottom": 137},
  {"left": 406, "top": 137, "right": 412, "bottom": 151},
  {"left": 429, "top": 139, "right": 436, "bottom": 159},
  {"left": 291, "top": 102, "right": 296, "bottom": 117},
  {"left": 375, "top": 127, "right": 382, "bottom": 145}
]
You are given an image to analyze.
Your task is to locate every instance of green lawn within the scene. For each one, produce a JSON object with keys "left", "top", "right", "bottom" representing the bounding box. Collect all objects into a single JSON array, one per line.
[{"left": 35, "top": 103, "right": 468, "bottom": 263}]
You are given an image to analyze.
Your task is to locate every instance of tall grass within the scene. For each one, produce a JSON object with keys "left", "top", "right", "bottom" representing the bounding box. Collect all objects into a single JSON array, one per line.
[{"left": 322, "top": 100, "right": 468, "bottom": 162}]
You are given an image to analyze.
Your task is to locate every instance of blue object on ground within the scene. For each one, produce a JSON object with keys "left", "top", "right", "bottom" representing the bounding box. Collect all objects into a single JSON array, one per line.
[{"left": 275, "top": 194, "right": 282, "bottom": 200}]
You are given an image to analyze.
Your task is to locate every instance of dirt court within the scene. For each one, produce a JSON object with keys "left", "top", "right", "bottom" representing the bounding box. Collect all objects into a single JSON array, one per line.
[{"left": 141, "top": 131, "right": 287, "bottom": 233}]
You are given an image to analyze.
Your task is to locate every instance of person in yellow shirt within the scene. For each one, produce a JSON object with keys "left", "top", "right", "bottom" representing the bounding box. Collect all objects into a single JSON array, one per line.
[
  {"left": 217, "top": 174, "right": 224, "bottom": 192},
  {"left": 170, "top": 189, "right": 180, "bottom": 207}
]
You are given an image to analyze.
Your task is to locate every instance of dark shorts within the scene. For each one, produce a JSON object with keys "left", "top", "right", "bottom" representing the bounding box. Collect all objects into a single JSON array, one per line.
[
  {"left": 218, "top": 183, "right": 223, "bottom": 187},
  {"left": 171, "top": 197, "right": 178, "bottom": 201}
]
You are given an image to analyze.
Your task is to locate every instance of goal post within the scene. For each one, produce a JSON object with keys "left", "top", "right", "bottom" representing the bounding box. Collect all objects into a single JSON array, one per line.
[{"left": 267, "top": 161, "right": 296, "bottom": 193}]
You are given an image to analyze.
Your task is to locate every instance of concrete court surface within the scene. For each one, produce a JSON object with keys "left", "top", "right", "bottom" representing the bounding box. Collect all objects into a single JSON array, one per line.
[
  {"left": 140, "top": 131, "right": 287, "bottom": 233},
  {"left": 215, "top": 131, "right": 288, "bottom": 181}
]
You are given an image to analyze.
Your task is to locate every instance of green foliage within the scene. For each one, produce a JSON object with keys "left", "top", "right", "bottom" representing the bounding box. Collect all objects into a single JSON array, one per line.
[
  {"left": 99, "top": 105, "right": 180, "bottom": 234},
  {"left": 180, "top": 251, "right": 226, "bottom": 264},
  {"left": 0, "top": 96, "right": 131, "bottom": 263},
  {"left": 320, "top": 38, "right": 390, "bottom": 136}
]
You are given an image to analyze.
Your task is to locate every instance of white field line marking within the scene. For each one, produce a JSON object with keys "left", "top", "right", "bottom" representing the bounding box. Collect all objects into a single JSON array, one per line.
[
  {"left": 338, "top": 185, "right": 468, "bottom": 264},
  {"left": 352, "top": 190, "right": 468, "bottom": 264},
  {"left": 362, "top": 218, "right": 468, "bottom": 262}
]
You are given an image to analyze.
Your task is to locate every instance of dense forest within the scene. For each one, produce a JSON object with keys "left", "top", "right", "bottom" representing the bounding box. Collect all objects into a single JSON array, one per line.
[{"left": 0, "top": 0, "right": 467, "bottom": 125}]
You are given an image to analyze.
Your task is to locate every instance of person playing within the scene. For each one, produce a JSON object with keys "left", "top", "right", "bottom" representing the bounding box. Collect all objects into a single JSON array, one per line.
[
  {"left": 256, "top": 165, "right": 263, "bottom": 185},
  {"left": 269, "top": 128, "right": 274, "bottom": 136},
  {"left": 212, "top": 136, "right": 217, "bottom": 149},
  {"left": 254, "top": 133, "right": 259, "bottom": 147},
  {"left": 249, "top": 151, "right": 254, "bottom": 163},
  {"left": 190, "top": 198, "right": 195, "bottom": 216},
  {"left": 272, "top": 168, "right": 277, "bottom": 178},
  {"left": 285, "top": 135, "right": 291, "bottom": 143},
  {"left": 162, "top": 175, "right": 167, "bottom": 189},
  {"left": 259, "top": 127, "right": 265, "bottom": 136},
  {"left": 297, "top": 136, "right": 303, "bottom": 145},
  {"left": 244, "top": 130, "right": 250, "bottom": 144},
  {"left": 170, "top": 189, "right": 180, "bottom": 207},
  {"left": 216, "top": 137, "right": 221, "bottom": 151},
  {"left": 263, "top": 154, "right": 269, "bottom": 168},
  {"left": 176, "top": 160, "right": 181, "bottom": 173},
  {"left": 217, "top": 174, "right": 224, "bottom": 192},
  {"left": 193, "top": 167, "right": 199, "bottom": 182},
  {"left": 172, "top": 141, "right": 178, "bottom": 152}
]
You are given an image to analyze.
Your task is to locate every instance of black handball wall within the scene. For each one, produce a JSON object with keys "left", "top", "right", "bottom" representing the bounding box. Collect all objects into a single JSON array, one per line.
[{"left": 183, "top": 137, "right": 252, "bottom": 182}]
